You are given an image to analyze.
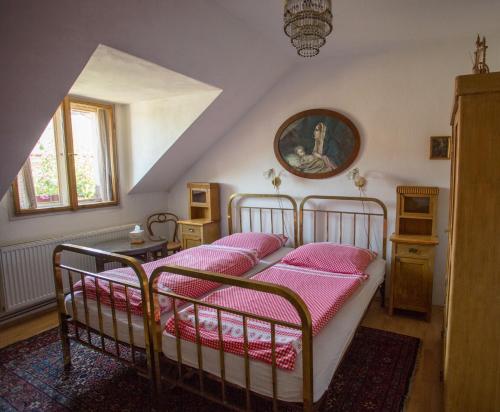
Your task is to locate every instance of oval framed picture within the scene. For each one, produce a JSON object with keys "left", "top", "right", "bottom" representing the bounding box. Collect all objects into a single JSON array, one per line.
[{"left": 274, "top": 109, "right": 361, "bottom": 179}]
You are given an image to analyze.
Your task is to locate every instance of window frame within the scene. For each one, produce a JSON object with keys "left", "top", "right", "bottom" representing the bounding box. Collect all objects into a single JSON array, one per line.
[{"left": 11, "top": 96, "right": 119, "bottom": 215}]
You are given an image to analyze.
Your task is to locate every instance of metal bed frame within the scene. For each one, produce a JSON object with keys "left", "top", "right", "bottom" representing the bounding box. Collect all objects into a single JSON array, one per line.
[
  {"left": 148, "top": 195, "right": 387, "bottom": 411},
  {"left": 52, "top": 194, "right": 387, "bottom": 411},
  {"left": 52, "top": 193, "right": 298, "bottom": 399}
]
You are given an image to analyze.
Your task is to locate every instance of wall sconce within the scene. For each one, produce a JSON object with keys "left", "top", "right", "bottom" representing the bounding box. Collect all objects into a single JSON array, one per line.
[
  {"left": 347, "top": 168, "right": 366, "bottom": 188},
  {"left": 263, "top": 168, "right": 283, "bottom": 191}
]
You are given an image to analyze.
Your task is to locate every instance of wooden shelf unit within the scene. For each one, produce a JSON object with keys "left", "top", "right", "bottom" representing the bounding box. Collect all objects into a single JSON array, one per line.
[
  {"left": 179, "top": 183, "right": 220, "bottom": 249},
  {"left": 389, "top": 186, "right": 439, "bottom": 321},
  {"left": 395, "top": 186, "right": 439, "bottom": 236},
  {"left": 188, "top": 182, "right": 220, "bottom": 221}
]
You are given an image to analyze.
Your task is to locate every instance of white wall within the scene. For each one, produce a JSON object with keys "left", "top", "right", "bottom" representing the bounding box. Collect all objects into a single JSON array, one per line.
[
  {"left": 0, "top": 105, "right": 169, "bottom": 244},
  {"left": 127, "top": 92, "right": 221, "bottom": 190},
  {"left": 167, "top": 36, "right": 500, "bottom": 305}
]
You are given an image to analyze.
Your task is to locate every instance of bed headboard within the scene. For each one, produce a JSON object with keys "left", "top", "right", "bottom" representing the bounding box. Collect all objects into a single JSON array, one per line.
[
  {"left": 299, "top": 195, "right": 388, "bottom": 259},
  {"left": 227, "top": 193, "right": 298, "bottom": 247}
]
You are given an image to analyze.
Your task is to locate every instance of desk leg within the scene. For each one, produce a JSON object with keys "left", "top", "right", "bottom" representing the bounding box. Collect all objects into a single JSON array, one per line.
[
  {"left": 161, "top": 243, "right": 168, "bottom": 259},
  {"left": 95, "top": 257, "right": 105, "bottom": 272}
]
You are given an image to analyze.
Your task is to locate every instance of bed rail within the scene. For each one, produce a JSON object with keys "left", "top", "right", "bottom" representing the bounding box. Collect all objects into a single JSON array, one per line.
[
  {"left": 228, "top": 193, "right": 298, "bottom": 247},
  {"left": 149, "top": 264, "right": 314, "bottom": 412},
  {"left": 52, "top": 244, "right": 154, "bottom": 384}
]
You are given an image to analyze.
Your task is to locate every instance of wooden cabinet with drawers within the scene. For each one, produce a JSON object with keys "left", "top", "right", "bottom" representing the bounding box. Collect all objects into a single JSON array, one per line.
[
  {"left": 389, "top": 186, "right": 439, "bottom": 321},
  {"left": 389, "top": 235, "right": 438, "bottom": 320},
  {"left": 179, "top": 218, "right": 220, "bottom": 249},
  {"left": 179, "top": 182, "right": 221, "bottom": 249}
]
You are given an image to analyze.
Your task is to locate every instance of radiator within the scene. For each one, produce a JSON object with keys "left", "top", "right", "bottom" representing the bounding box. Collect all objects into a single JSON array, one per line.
[{"left": 0, "top": 224, "right": 135, "bottom": 315}]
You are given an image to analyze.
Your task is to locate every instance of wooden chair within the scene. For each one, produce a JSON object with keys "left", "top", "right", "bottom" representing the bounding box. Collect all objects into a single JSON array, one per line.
[{"left": 146, "top": 212, "right": 182, "bottom": 255}]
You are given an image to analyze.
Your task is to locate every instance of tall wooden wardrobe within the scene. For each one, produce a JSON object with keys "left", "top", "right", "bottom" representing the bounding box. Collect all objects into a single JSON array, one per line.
[{"left": 443, "top": 72, "right": 500, "bottom": 411}]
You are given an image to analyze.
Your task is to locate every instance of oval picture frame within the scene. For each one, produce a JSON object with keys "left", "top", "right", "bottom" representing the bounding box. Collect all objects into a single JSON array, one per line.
[{"left": 274, "top": 109, "right": 361, "bottom": 179}]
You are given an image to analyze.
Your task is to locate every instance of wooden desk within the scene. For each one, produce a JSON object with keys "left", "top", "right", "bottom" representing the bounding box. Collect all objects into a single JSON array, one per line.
[{"left": 91, "top": 238, "right": 168, "bottom": 271}]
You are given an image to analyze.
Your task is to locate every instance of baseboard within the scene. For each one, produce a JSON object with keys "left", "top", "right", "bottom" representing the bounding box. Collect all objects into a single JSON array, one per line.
[{"left": 0, "top": 299, "right": 57, "bottom": 329}]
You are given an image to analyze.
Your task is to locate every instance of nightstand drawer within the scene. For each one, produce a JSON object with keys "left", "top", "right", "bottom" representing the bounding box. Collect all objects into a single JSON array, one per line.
[
  {"left": 181, "top": 224, "right": 201, "bottom": 237},
  {"left": 396, "top": 243, "right": 433, "bottom": 258}
]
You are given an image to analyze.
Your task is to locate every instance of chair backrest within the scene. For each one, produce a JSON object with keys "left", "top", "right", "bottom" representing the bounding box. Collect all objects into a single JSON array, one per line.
[{"left": 146, "top": 212, "right": 179, "bottom": 242}]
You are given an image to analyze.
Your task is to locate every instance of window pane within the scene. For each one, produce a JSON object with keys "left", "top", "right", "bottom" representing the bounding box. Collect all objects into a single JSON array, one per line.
[
  {"left": 16, "top": 106, "right": 69, "bottom": 211},
  {"left": 71, "top": 104, "right": 114, "bottom": 205}
]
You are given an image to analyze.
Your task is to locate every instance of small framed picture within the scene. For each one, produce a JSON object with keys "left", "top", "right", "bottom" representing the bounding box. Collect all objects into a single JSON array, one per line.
[{"left": 430, "top": 136, "right": 451, "bottom": 159}]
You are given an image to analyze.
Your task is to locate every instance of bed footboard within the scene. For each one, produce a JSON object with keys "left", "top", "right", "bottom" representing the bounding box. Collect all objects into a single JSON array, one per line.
[
  {"left": 52, "top": 244, "right": 154, "bottom": 383},
  {"left": 149, "top": 264, "right": 314, "bottom": 412}
]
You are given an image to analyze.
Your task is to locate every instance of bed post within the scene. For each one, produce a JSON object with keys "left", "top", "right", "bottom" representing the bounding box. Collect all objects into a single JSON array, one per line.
[
  {"left": 148, "top": 274, "right": 165, "bottom": 397},
  {"left": 134, "top": 265, "right": 155, "bottom": 394},
  {"left": 302, "top": 322, "right": 314, "bottom": 412},
  {"left": 380, "top": 282, "right": 386, "bottom": 307},
  {"left": 53, "top": 247, "right": 71, "bottom": 369}
]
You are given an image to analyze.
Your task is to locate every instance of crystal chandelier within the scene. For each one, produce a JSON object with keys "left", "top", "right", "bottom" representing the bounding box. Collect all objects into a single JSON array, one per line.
[{"left": 284, "top": 0, "right": 333, "bottom": 58}]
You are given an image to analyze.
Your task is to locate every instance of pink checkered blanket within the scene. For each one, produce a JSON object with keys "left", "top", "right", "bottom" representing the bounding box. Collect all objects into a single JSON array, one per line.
[
  {"left": 73, "top": 244, "right": 259, "bottom": 316},
  {"left": 164, "top": 263, "right": 365, "bottom": 371}
]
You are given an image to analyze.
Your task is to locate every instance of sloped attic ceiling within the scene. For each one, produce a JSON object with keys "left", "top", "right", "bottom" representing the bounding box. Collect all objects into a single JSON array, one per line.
[
  {"left": 4, "top": 0, "right": 499, "bottom": 198},
  {"left": 0, "top": 0, "right": 294, "bottom": 198},
  {"left": 70, "top": 45, "right": 222, "bottom": 191},
  {"left": 70, "top": 45, "right": 221, "bottom": 105}
]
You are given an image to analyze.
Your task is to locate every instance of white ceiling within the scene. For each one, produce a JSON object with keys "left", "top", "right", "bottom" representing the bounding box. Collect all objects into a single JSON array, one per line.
[
  {"left": 70, "top": 45, "right": 220, "bottom": 104},
  {"left": 215, "top": 0, "right": 500, "bottom": 60}
]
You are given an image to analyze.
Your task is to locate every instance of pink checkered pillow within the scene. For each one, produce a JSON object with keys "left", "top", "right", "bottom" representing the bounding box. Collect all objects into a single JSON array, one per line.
[
  {"left": 212, "top": 232, "right": 287, "bottom": 259},
  {"left": 281, "top": 242, "right": 376, "bottom": 275}
]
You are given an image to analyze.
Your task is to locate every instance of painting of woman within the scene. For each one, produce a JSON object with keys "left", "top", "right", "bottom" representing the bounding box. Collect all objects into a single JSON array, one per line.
[{"left": 274, "top": 109, "right": 360, "bottom": 179}]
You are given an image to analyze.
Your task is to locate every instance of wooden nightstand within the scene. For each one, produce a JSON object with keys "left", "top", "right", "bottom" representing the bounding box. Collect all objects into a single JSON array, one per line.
[
  {"left": 389, "top": 186, "right": 439, "bottom": 321},
  {"left": 179, "top": 182, "right": 221, "bottom": 249},
  {"left": 179, "top": 218, "right": 220, "bottom": 249},
  {"left": 389, "top": 234, "right": 438, "bottom": 321}
]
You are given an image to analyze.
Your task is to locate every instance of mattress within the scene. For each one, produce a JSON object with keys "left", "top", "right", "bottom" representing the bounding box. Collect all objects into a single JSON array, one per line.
[
  {"left": 160, "top": 257, "right": 386, "bottom": 402},
  {"left": 64, "top": 247, "right": 294, "bottom": 349}
]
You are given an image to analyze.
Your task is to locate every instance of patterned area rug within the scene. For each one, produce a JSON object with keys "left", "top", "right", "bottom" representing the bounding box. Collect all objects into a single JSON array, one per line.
[{"left": 0, "top": 326, "right": 419, "bottom": 411}]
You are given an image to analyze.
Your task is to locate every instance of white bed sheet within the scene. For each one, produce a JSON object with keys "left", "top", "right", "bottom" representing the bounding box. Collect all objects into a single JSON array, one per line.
[
  {"left": 64, "top": 247, "right": 294, "bottom": 349},
  {"left": 160, "top": 257, "right": 386, "bottom": 403}
]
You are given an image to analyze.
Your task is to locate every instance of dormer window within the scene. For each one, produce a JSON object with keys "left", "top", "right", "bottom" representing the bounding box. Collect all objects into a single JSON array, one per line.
[{"left": 12, "top": 97, "right": 118, "bottom": 214}]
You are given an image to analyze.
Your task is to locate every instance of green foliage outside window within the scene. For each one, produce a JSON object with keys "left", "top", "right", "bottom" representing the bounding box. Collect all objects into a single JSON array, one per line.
[{"left": 75, "top": 156, "right": 97, "bottom": 200}]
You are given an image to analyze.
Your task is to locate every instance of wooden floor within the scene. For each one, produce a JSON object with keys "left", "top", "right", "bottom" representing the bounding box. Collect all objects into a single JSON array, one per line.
[
  {"left": 0, "top": 301, "right": 443, "bottom": 412},
  {"left": 362, "top": 301, "right": 444, "bottom": 412},
  {"left": 0, "top": 309, "right": 59, "bottom": 349}
]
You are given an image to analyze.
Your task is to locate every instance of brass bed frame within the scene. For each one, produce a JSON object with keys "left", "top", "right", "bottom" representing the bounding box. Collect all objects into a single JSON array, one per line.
[
  {"left": 53, "top": 194, "right": 387, "bottom": 411},
  {"left": 52, "top": 194, "right": 297, "bottom": 395},
  {"left": 148, "top": 195, "right": 387, "bottom": 411}
]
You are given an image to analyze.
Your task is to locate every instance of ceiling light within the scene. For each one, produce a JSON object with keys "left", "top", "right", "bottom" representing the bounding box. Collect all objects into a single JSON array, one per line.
[{"left": 284, "top": 0, "right": 333, "bottom": 58}]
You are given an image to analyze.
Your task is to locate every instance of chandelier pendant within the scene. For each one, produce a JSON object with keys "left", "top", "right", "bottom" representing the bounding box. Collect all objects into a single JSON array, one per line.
[{"left": 284, "top": 0, "right": 333, "bottom": 57}]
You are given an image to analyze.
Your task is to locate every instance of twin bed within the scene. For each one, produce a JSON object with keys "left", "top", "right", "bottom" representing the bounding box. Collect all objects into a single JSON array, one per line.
[{"left": 53, "top": 193, "right": 387, "bottom": 411}]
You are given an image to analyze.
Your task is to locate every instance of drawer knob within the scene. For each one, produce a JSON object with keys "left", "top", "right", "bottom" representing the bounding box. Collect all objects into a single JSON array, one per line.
[
  {"left": 188, "top": 228, "right": 194, "bottom": 232},
  {"left": 409, "top": 247, "right": 419, "bottom": 254}
]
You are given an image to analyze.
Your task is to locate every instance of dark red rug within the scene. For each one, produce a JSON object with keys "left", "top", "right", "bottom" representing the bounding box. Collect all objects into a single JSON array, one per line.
[{"left": 0, "top": 326, "right": 419, "bottom": 411}]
